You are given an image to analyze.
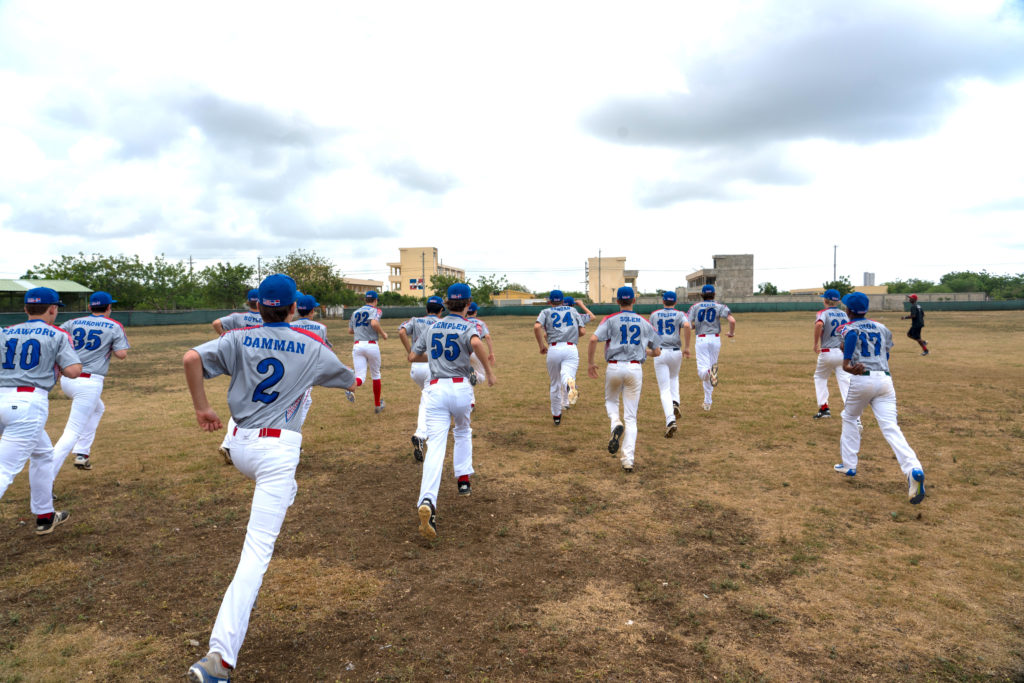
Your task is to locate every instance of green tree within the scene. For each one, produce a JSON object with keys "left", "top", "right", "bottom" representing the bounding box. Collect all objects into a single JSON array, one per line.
[
  {"left": 265, "top": 249, "right": 348, "bottom": 306},
  {"left": 378, "top": 291, "right": 421, "bottom": 306},
  {"left": 24, "top": 252, "right": 193, "bottom": 309},
  {"left": 883, "top": 278, "right": 936, "bottom": 294},
  {"left": 429, "top": 273, "right": 462, "bottom": 298},
  {"left": 199, "top": 262, "right": 256, "bottom": 308},
  {"left": 757, "top": 282, "right": 779, "bottom": 295},
  {"left": 821, "top": 275, "right": 854, "bottom": 297},
  {"left": 472, "top": 274, "right": 509, "bottom": 306}
]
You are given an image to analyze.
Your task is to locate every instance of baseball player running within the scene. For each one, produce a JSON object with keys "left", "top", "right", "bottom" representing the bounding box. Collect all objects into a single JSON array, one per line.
[
  {"left": 565, "top": 297, "right": 595, "bottom": 326},
  {"left": 649, "top": 291, "right": 691, "bottom": 437},
  {"left": 587, "top": 286, "right": 661, "bottom": 472},
  {"left": 812, "top": 289, "right": 851, "bottom": 419},
  {"left": 50, "top": 291, "right": 130, "bottom": 476},
  {"left": 0, "top": 287, "right": 82, "bottom": 535},
  {"left": 466, "top": 302, "right": 495, "bottom": 386},
  {"left": 534, "top": 290, "right": 586, "bottom": 426},
  {"left": 408, "top": 283, "right": 496, "bottom": 540},
  {"left": 183, "top": 274, "right": 357, "bottom": 682},
  {"left": 686, "top": 284, "right": 736, "bottom": 411},
  {"left": 901, "top": 294, "right": 929, "bottom": 356},
  {"left": 348, "top": 290, "right": 388, "bottom": 413},
  {"left": 398, "top": 295, "right": 445, "bottom": 462},
  {"left": 833, "top": 292, "right": 926, "bottom": 505},
  {"left": 212, "top": 289, "right": 263, "bottom": 336}
]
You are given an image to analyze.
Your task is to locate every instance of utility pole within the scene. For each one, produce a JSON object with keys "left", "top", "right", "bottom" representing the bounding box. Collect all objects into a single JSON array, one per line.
[
  {"left": 257, "top": 256, "right": 262, "bottom": 281},
  {"left": 833, "top": 245, "right": 837, "bottom": 282},
  {"left": 422, "top": 251, "right": 426, "bottom": 302},
  {"left": 188, "top": 255, "right": 193, "bottom": 283}
]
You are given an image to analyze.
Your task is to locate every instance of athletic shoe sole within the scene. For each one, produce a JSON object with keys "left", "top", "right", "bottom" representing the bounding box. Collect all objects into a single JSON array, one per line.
[
  {"left": 218, "top": 447, "right": 232, "bottom": 466},
  {"left": 664, "top": 422, "right": 677, "bottom": 438},
  {"left": 73, "top": 458, "right": 92, "bottom": 470},
  {"left": 418, "top": 503, "right": 437, "bottom": 540},
  {"left": 35, "top": 511, "right": 69, "bottom": 536},
  {"left": 909, "top": 469, "right": 926, "bottom": 504},
  {"left": 709, "top": 364, "right": 719, "bottom": 387},
  {"left": 567, "top": 379, "right": 579, "bottom": 406},
  {"left": 673, "top": 404, "right": 681, "bottom": 420},
  {"left": 608, "top": 425, "right": 624, "bottom": 455},
  {"left": 411, "top": 436, "right": 424, "bottom": 463},
  {"left": 833, "top": 464, "right": 856, "bottom": 477}
]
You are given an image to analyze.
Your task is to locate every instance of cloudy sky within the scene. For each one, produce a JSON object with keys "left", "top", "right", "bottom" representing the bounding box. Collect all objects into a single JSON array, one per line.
[{"left": 1, "top": 0, "right": 1022, "bottom": 294}]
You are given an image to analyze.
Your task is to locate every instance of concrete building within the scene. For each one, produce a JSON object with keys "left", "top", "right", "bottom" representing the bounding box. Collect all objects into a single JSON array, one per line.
[
  {"left": 685, "top": 254, "right": 754, "bottom": 301},
  {"left": 342, "top": 278, "right": 384, "bottom": 295},
  {"left": 587, "top": 256, "right": 637, "bottom": 303},
  {"left": 387, "top": 247, "right": 465, "bottom": 295}
]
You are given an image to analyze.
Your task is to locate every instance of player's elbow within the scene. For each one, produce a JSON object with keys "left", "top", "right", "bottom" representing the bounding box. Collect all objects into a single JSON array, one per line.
[{"left": 114, "top": 350, "right": 128, "bottom": 360}]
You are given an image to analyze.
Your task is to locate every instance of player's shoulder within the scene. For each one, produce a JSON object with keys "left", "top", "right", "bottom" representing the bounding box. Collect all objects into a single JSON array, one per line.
[
  {"left": 290, "top": 326, "right": 330, "bottom": 348},
  {"left": 599, "top": 310, "right": 623, "bottom": 324}
]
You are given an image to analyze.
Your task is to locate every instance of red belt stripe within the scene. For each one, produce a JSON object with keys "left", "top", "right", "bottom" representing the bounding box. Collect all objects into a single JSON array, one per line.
[
  {"left": 79, "top": 373, "right": 92, "bottom": 377},
  {"left": 608, "top": 360, "right": 641, "bottom": 364},
  {"left": 16, "top": 386, "right": 37, "bottom": 392},
  {"left": 429, "top": 377, "right": 466, "bottom": 385},
  {"left": 551, "top": 342, "right": 574, "bottom": 346},
  {"left": 697, "top": 334, "right": 720, "bottom": 337},
  {"left": 231, "top": 427, "right": 282, "bottom": 438}
]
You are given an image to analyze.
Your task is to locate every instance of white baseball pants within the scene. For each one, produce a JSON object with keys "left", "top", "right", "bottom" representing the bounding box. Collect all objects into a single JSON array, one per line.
[
  {"left": 0, "top": 388, "right": 56, "bottom": 515},
  {"left": 814, "top": 349, "right": 850, "bottom": 407},
  {"left": 51, "top": 374, "right": 106, "bottom": 477},
  {"left": 838, "top": 373, "right": 923, "bottom": 477},
  {"left": 605, "top": 362, "right": 643, "bottom": 469},
  {"left": 545, "top": 343, "right": 578, "bottom": 415},
  {"left": 418, "top": 379, "right": 474, "bottom": 507},
  {"left": 409, "top": 362, "right": 431, "bottom": 440},
  {"left": 653, "top": 348, "right": 682, "bottom": 425},
  {"left": 208, "top": 427, "right": 301, "bottom": 669},
  {"left": 694, "top": 335, "right": 721, "bottom": 405},
  {"left": 352, "top": 341, "right": 382, "bottom": 383}
]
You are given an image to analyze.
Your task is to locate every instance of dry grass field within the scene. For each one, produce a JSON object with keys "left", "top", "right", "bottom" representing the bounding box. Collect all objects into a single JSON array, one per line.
[{"left": 1, "top": 310, "right": 1023, "bottom": 682}]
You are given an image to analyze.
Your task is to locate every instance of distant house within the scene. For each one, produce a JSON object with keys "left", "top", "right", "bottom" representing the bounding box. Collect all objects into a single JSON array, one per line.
[{"left": 0, "top": 279, "right": 92, "bottom": 312}]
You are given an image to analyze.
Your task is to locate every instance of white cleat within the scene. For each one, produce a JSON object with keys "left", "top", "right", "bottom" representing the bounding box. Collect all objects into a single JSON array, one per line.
[
  {"left": 567, "top": 378, "right": 579, "bottom": 406},
  {"left": 702, "top": 403, "right": 711, "bottom": 412}
]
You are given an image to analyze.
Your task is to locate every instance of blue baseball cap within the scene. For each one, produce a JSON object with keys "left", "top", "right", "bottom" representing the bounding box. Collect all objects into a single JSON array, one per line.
[
  {"left": 247, "top": 288, "right": 259, "bottom": 303},
  {"left": 24, "top": 287, "right": 65, "bottom": 307},
  {"left": 364, "top": 290, "right": 378, "bottom": 300},
  {"left": 662, "top": 290, "right": 677, "bottom": 303},
  {"left": 701, "top": 284, "right": 715, "bottom": 295},
  {"left": 616, "top": 286, "right": 635, "bottom": 300},
  {"left": 89, "top": 291, "right": 117, "bottom": 307},
  {"left": 842, "top": 292, "right": 870, "bottom": 314},
  {"left": 549, "top": 289, "right": 564, "bottom": 303},
  {"left": 447, "top": 283, "right": 471, "bottom": 301},
  {"left": 468, "top": 302, "right": 480, "bottom": 315},
  {"left": 427, "top": 295, "right": 444, "bottom": 307},
  {"left": 258, "top": 273, "right": 297, "bottom": 307},
  {"left": 564, "top": 296, "right": 575, "bottom": 306},
  {"left": 822, "top": 289, "right": 841, "bottom": 301},
  {"left": 296, "top": 294, "right": 319, "bottom": 311}
]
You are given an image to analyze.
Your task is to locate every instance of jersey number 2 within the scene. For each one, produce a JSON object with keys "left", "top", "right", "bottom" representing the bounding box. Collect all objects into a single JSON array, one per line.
[{"left": 252, "top": 358, "right": 284, "bottom": 404}]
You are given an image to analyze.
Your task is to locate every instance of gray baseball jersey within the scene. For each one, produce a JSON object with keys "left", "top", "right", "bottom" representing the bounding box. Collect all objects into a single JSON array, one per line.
[
  {"left": 411, "top": 315, "right": 480, "bottom": 379},
  {"left": 218, "top": 310, "right": 264, "bottom": 332},
  {"left": 290, "top": 318, "right": 329, "bottom": 347},
  {"left": 348, "top": 305, "right": 382, "bottom": 342},
  {"left": 468, "top": 317, "right": 490, "bottom": 337},
  {"left": 60, "top": 315, "right": 130, "bottom": 375},
  {"left": 192, "top": 322, "right": 355, "bottom": 432},
  {"left": 841, "top": 318, "right": 894, "bottom": 373},
  {"left": 1, "top": 320, "right": 81, "bottom": 390},
  {"left": 686, "top": 301, "right": 731, "bottom": 336},
  {"left": 593, "top": 311, "right": 660, "bottom": 363},
  {"left": 399, "top": 314, "right": 441, "bottom": 347},
  {"left": 579, "top": 313, "right": 593, "bottom": 325},
  {"left": 816, "top": 307, "right": 850, "bottom": 350},
  {"left": 536, "top": 306, "right": 585, "bottom": 344},
  {"left": 648, "top": 308, "right": 688, "bottom": 349}
]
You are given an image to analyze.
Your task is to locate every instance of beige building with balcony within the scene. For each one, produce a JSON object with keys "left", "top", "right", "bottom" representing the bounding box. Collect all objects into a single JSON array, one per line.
[
  {"left": 587, "top": 256, "right": 638, "bottom": 303},
  {"left": 387, "top": 247, "right": 466, "bottom": 295},
  {"left": 342, "top": 278, "right": 384, "bottom": 295}
]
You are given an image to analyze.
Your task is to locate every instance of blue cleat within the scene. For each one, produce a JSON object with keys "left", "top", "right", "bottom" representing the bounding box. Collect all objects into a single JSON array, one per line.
[
  {"left": 908, "top": 469, "right": 926, "bottom": 504},
  {"left": 187, "top": 652, "right": 232, "bottom": 682},
  {"left": 833, "top": 464, "right": 856, "bottom": 477}
]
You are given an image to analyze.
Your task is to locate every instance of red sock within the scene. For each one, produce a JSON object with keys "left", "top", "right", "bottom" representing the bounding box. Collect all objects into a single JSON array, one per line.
[
  {"left": 458, "top": 474, "right": 470, "bottom": 483},
  {"left": 821, "top": 403, "right": 829, "bottom": 410},
  {"left": 355, "top": 378, "right": 363, "bottom": 387},
  {"left": 372, "top": 379, "right": 382, "bottom": 406}
]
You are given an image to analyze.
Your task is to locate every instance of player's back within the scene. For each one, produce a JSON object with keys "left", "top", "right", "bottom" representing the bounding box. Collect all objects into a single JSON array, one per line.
[
  {"left": 205, "top": 324, "right": 351, "bottom": 431},
  {"left": 290, "top": 318, "right": 329, "bottom": 346},
  {"left": 649, "top": 308, "right": 686, "bottom": 348},
  {"left": 61, "top": 314, "right": 130, "bottom": 374},
  {"left": 349, "top": 305, "right": 381, "bottom": 341},
  {"left": 816, "top": 308, "right": 849, "bottom": 349},
  {"left": 419, "top": 315, "right": 477, "bottom": 379},
  {"left": 1, "top": 320, "right": 78, "bottom": 390},
  {"left": 842, "top": 319, "right": 894, "bottom": 372},
  {"left": 687, "top": 301, "right": 729, "bottom": 335},
  {"left": 596, "top": 311, "right": 658, "bottom": 362},
  {"left": 538, "top": 306, "right": 581, "bottom": 344}
]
